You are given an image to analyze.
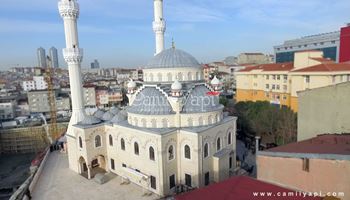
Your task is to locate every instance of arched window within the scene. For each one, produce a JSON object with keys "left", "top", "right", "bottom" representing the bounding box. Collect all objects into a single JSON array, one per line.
[
  {"left": 188, "top": 118, "right": 193, "bottom": 126},
  {"left": 141, "top": 118, "right": 147, "bottom": 127},
  {"left": 228, "top": 132, "right": 232, "bottom": 145},
  {"left": 184, "top": 145, "right": 191, "bottom": 159},
  {"left": 121, "top": 138, "right": 125, "bottom": 150},
  {"left": 149, "top": 147, "right": 155, "bottom": 161},
  {"left": 178, "top": 72, "right": 183, "bottom": 81},
  {"left": 109, "top": 135, "right": 113, "bottom": 146},
  {"left": 208, "top": 116, "right": 213, "bottom": 124},
  {"left": 168, "top": 145, "right": 174, "bottom": 160},
  {"left": 167, "top": 73, "right": 172, "bottom": 82},
  {"left": 151, "top": 119, "right": 157, "bottom": 128},
  {"left": 204, "top": 143, "right": 209, "bottom": 158},
  {"left": 196, "top": 72, "right": 200, "bottom": 80},
  {"left": 188, "top": 72, "right": 192, "bottom": 80},
  {"left": 198, "top": 117, "right": 203, "bottom": 126},
  {"left": 79, "top": 136, "right": 83, "bottom": 148},
  {"left": 150, "top": 73, "right": 154, "bottom": 82},
  {"left": 157, "top": 73, "right": 162, "bottom": 82},
  {"left": 95, "top": 135, "right": 101, "bottom": 148},
  {"left": 216, "top": 138, "right": 221, "bottom": 151},
  {"left": 162, "top": 119, "right": 168, "bottom": 128},
  {"left": 215, "top": 114, "right": 219, "bottom": 123},
  {"left": 134, "top": 118, "right": 138, "bottom": 126},
  {"left": 134, "top": 142, "right": 139, "bottom": 155}
]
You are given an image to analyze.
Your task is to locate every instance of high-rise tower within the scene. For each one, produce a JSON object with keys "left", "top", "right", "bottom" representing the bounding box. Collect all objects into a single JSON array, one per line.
[
  {"left": 58, "top": 0, "right": 86, "bottom": 170},
  {"left": 37, "top": 47, "right": 47, "bottom": 68},
  {"left": 49, "top": 47, "right": 59, "bottom": 68},
  {"left": 153, "top": 0, "right": 166, "bottom": 55}
]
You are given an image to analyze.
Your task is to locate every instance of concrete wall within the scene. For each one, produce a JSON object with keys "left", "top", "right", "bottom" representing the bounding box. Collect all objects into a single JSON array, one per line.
[
  {"left": 257, "top": 155, "right": 350, "bottom": 199},
  {"left": 298, "top": 82, "right": 350, "bottom": 141}
]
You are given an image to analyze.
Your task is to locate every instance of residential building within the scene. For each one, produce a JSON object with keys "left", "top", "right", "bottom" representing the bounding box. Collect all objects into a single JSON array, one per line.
[
  {"left": 176, "top": 176, "right": 321, "bottom": 200},
  {"left": 0, "top": 102, "right": 16, "bottom": 120},
  {"left": 237, "top": 53, "right": 272, "bottom": 65},
  {"left": 298, "top": 82, "right": 350, "bottom": 141},
  {"left": 27, "top": 90, "right": 71, "bottom": 113},
  {"left": 49, "top": 47, "right": 59, "bottom": 68},
  {"left": 235, "top": 50, "right": 350, "bottom": 111},
  {"left": 37, "top": 47, "right": 47, "bottom": 68},
  {"left": 274, "top": 24, "right": 350, "bottom": 63},
  {"left": 257, "top": 134, "right": 350, "bottom": 200},
  {"left": 22, "top": 76, "right": 48, "bottom": 91},
  {"left": 95, "top": 86, "right": 109, "bottom": 107},
  {"left": 83, "top": 85, "right": 97, "bottom": 107}
]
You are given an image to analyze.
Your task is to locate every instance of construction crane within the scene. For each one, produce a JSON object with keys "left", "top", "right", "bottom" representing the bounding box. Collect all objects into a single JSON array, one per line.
[{"left": 45, "top": 56, "right": 59, "bottom": 143}]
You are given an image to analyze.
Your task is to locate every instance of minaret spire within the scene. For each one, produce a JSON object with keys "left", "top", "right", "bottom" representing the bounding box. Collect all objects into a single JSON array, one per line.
[
  {"left": 58, "top": 0, "right": 85, "bottom": 133},
  {"left": 153, "top": 0, "right": 166, "bottom": 55}
]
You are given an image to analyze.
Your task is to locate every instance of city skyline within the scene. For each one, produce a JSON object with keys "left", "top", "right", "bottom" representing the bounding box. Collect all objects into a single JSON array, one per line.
[{"left": 0, "top": 0, "right": 349, "bottom": 69}]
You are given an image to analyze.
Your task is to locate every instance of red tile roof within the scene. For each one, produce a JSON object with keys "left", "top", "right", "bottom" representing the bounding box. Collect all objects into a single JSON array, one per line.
[
  {"left": 291, "top": 63, "right": 350, "bottom": 72},
  {"left": 267, "top": 134, "right": 350, "bottom": 155},
  {"left": 176, "top": 176, "right": 321, "bottom": 200},
  {"left": 309, "top": 57, "right": 335, "bottom": 64},
  {"left": 238, "top": 62, "right": 293, "bottom": 72}
]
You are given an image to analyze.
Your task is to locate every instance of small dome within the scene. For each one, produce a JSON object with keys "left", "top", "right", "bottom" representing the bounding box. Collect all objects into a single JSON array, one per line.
[
  {"left": 211, "top": 76, "right": 220, "bottom": 85},
  {"left": 127, "top": 79, "right": 136, "bottom": 88},
  {"left": 119, "top": 110, "right": 128, "bottom": 117},
  {"left": 171, "top": 79, "right": 182, "bottom": 90},
  {"left": 110, "top": 107, "right": 120, "bottom": 115},
  {"left": 93, "top": 109, "right": 105, "bottom": 119},
  {"left": 78, "top": 115, "right": 102, "bottom": 125},
  {"left": 101, "top": 111, "right": 114, "bottom": 121},
  {"left": 183, "top": 85, "right": 223, "bottom": 113},
  {"left": 111, "top": 113, "right": 127, "bottom": 124},
  {"left": 146, "top": 48, "right": 201, "bottom": 69}
]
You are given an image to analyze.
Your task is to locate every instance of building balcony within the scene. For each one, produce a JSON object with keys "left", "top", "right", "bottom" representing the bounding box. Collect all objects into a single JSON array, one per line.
[
  {"left": 63, "top": 48, "right": 83, "bottom": 64},
  {"left": 58, "top": 0, "right": 79, "bottom": 19}
]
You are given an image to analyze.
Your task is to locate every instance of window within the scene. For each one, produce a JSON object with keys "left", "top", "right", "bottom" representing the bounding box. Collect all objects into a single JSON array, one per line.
[
  {"left": 162, "top": 119, "right": 168, "bottom": 128},
  {"left": 111, "top": 159, "right": 115, "bottom": 170},
  {"left": 150, "top": 176, "right": 156, "bottom": 189},
  {"left": 272, "top": 75, "right": 276, "bottom": 80},
  {"left": 149, "top": 147, "right": 155, "bottom": 161},
  {"left": 122, "top": 163, "right": 126, "bottom": 168},
  {"left": 151, "top": 119, "right": 157, "bottom": 128},
  {"left": 276, "top": 85, "right": 280, "bottom": 90},
  {"left": 169, "top": 175, "right": 176, "bottom": 189},
  {"left": 185, "top": 174, "right": 192, "bottom": 187},
  {"left": 167, "top": 73, "right": 172, "bottom": 81},
  {"left": 272, "top": 84, "right": 276, "bottom": 90},
  {"left": 92, "top": 159, "right": 98, "bottom": 167},
  {"left": 320, "top": 42, "right": 324, "bottom": 45},
  {"left": 283, "top": 85, "right": 287, "bottom": 91},
  {"left": 277, "top": 75, "right": 280, "bottom": 80},
  {"left": 95, "top": 135, "right": 101, "bottom": 148},
  {"left": 188, "top": 118, "right": 193, "bottom": 126},
  {"left": 204, "top": 143, "right": 209, "bottom": 158},
  {"left": 121, "top": 138, "right": 125, "bottom": 150},
  {"left": 305, "top": 75, "right": 310, "bottom": 83},
  {"left": 134, "top": 142, "right": 139, "bottom": 155},
  {"left": 109, "top": 135, "right": 113, "bottom": 146},
  {"left": 266, "top": 84, "right": 269, "bottom": 89},
  {"left": 266, "top": 75, "right": 269, "bottom": 80},
  {"left": 332, "top": 76, "right": 336, "bottom": 84},
  {"left": 348, "top": 75, "right": 350, "bottom": 82},
  {"left": 331, "top": 40, "right": 335, "bottom": 44},
  {"left": 216, "top": 138, "right": 221, "bottom": 151},
  {"left": 229, "top": 156, "right": 233, "bottom": 169},
  {"left": 302, "top": 158, "right": 309, "bottom": 172},
  {"left": 79, "top": 136, "right": 83, "bottom": 148},
  {"left": 198, "top": 117, "right": 203, "bottom": 126},
  {"left": 228, "top": 132, "right": 232, "bottom": 145},
  {"left": 205, "top": 172, "right": 210, "bottom": 186},
  {"left": 304, "top": 44, "right": 307, "bottom": 47},
  {"left": 168, "top": 145, "right": 175, "bottom": 160},
  {"left": 184, "top": 145, "right": 191, "bottom": 159}
]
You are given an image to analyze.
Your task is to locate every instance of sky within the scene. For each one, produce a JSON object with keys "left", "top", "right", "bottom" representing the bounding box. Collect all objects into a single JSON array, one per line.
[{"left": 0, "top": 0, "right": 349, "bottom": 70}]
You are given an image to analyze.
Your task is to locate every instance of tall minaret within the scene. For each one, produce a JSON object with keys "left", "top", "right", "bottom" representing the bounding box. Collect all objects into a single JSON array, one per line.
[
  {"left": 153, "top": 0, "right": 166, "bottom": 55},
  {"left": 58, "top": 1, "right": 85, "bottom": 132}
]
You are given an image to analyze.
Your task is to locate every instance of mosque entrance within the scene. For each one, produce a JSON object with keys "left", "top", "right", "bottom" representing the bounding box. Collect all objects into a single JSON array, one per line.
[
  {"left": 89, "top": 155, "right": 107, "bottom": 178},
  {"left": 78, "top": 156, "right": 88, "bottom": 178}
]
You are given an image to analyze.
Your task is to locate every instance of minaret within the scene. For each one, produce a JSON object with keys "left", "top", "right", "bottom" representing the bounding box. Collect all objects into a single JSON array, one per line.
[
  {"left": 153, "top": 0, "right": 166, "bottom": 55},
  {"left": 58, "top": 0, "right": 85, "bottom": 132}
]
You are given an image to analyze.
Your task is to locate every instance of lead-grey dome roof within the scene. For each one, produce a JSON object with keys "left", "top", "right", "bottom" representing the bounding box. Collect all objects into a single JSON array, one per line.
[
  {"left": 111, "top": 112, "right": 127, "bottom": 124},
  {"left": 78, "top": 115, "right": 102, "bottom": 125},
  {"left": 127, "top": 87, "right": 175, "bottom": 115},
  {"left": 146, "top": 48, "right": 201, "bottom": 69},
  {"left": 93, "top": 109, "right": 105, "bottom": 119},
  {"left": 182, "top": 85, "right": 223, "bottom": 113},
  {"left": 102, "top": 111, "right": 114, "bottom": 121}
]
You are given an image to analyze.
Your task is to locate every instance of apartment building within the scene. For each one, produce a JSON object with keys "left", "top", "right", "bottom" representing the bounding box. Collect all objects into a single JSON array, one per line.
[{"left": 235, "top": 50, "right": 350, "bottom": 111}]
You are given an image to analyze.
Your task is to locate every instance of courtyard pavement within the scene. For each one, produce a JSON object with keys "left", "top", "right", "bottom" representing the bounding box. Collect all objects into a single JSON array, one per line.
[{"left": 31, "top": 152, "right": 159, "bottom": 200}]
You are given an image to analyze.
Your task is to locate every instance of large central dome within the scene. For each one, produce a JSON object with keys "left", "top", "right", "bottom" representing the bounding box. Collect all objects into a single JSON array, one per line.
[{"left": 146, "top": 48, "right": 201, "bottom": 69}]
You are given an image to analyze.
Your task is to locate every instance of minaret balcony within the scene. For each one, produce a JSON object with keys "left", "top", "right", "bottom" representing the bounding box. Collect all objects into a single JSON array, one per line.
[
  {"left": 58, "top": 0, "right": 79, "bottom": 19},
  {"left": 63, "top": 48, "right": 83, "bottom": 64},
  {"left": 152, "top": 20, "right": 166, "bottom": 32}
]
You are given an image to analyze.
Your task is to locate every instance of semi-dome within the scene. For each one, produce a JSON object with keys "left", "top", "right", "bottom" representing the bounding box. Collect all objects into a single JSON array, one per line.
[
  {"left": 111, "top": 112, "right": 127, "bottom": 124},
  {"left": 93, "top": 109, "right": 105, "bottom": 119},
  {"left": 182, "top": 85, "right": 223, "bottom": 113},
  {"left": 127, "top": 87, "right": 174, "bottom": 115},
  {"left": 102, "top": 111, "right": 114, "bottom": 121},
  {"left": 78, "top": 115, "right": 102, "bottom": 125},
  {"left": 110, "top": 107, "right": 120, "bottom": 115},
  {"left": 146, "top": 48, "right": 201, "bottom": 69}
]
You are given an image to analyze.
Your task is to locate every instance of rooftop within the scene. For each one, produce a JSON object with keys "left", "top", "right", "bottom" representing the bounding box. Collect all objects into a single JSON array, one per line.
[
  {"left": 176, "top": 176, "right": 321, "bottom": 200},
  {"left": 31, "top": 152, "right": 159, "bottom": 200},
  {"left": 266, "top": 134, "right": 350, "bottom": 155}
]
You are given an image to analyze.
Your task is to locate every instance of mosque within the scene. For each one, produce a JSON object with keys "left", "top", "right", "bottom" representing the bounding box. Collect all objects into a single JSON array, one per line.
[{"left": 58, "top": 0, "right": 237, "bottom": 196}]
